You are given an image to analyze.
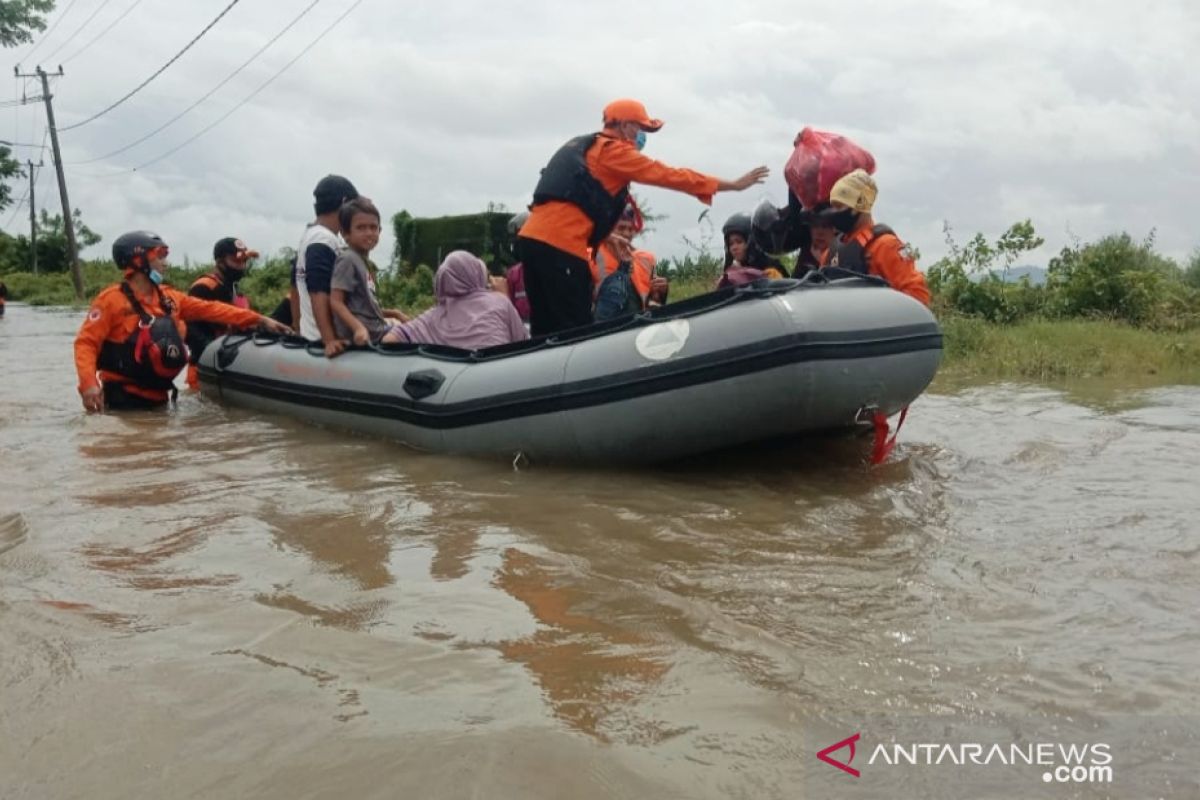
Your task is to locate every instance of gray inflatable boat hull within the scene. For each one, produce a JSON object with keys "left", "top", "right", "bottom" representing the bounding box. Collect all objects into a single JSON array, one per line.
[{"left": 197, "top": 278, "right": 942, "bottom": 465}]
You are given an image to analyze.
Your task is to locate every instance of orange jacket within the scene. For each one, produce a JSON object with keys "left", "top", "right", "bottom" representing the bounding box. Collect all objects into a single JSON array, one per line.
[
  {"left": 838, "top": 225, "right": 930, "bottom": 306},
  {"left": 520, "top": 133, "right": 720, "bottom": 261},
  {"left": 75, "top": 282, "right": 261, "bottom": 401},
  {"left": 589, "top": 242, "right": 655, "bottom": 300}
]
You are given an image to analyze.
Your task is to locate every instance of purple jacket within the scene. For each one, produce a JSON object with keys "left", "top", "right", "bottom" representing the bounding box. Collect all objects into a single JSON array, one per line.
[{"left": 506, "top": 262, "right": 531, "bottom": 322}]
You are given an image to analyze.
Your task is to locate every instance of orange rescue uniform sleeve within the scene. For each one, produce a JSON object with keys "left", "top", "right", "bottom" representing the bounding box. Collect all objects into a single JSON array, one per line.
[
  {"left": 867, "top": 235, "right": 930, "bottom": 306},
  {"left": 520, "top": 136, "right": 721, "bottom": 262},
  {"left": 591, "top": 140, "right": 720, "bottom": 204},
  {"left": 74, "top": 290, "right": 121, "bottom": 393}
]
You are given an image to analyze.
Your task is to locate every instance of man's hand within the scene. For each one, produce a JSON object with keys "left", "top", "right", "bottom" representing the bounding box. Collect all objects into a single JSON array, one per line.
[
  {"left": 324, "top": 339, "right": 347, "bottom": 359},
  {"left": 257, "top": 316, "right": 292, "bottom": 336},
  {"left": 730, "top": 166, "right": 770, "bottom": 191},
  {"left": 384, "top": 308, "right": 410, "bottom": 323},
  {"left": 488, "top": 275, "right": 509, "bottom": 294},
  {"left": 608, "top": 233, "right": 634, "bottom": 262},
  {"left": 79, "top": 386, "right": 103, "bottom": 413},
  {"left": 352, "top": 327, "right": 370, "bottom": 346}
]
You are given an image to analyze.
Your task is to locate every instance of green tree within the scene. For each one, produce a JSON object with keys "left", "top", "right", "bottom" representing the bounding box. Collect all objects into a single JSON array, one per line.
[
  {"left": 1, "top": 1, "right": 56, "bottom": 212},
  {"left": 1183, "top": 247, "right": 1200, "bottom": 289},
  {"left": 925, "top": 220, "right": 1046, "bottom": 323},
  {"left": 0, "top": 0, "right": 53, "bottom": 47},
  {"left": 0, "top": 145, "right": 22, "bottom": 212},
  {"left": 11, "top": 208, "right": 101, "bottom": 272}
]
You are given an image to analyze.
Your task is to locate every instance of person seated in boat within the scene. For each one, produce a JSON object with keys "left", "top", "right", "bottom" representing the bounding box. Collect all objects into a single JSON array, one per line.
[
  {"left": 388, "top": 250, "right": 529, "bottom": 350},
  {"left": 297, "top": 174, "right": 359, "bottom": 357},
  {"left": 327, "top": 198, "right": 411, "bottom": 353},
  {"left": 74, "top": 230, "right": 291, "bottom": 412},
  {"left": 717, "top": 212, "right": 788, "bottom": 288},
  {"left": 794, "top": 203, "right": 836, "bottom": 273},
  {"left": 504, "top": 212, "right": 531, "bottom": 326},
  {"left": 0, "top": 279, "right": 7, "bottom": 316},
  {"left": 184, "top": 237, "right": 259, "bottom": 389},
  {"left": 819, "top": 169, "right": 930, "bottom": 305},
  {"left": 590, "top": 202, "right": 668, "bottom": 321}
]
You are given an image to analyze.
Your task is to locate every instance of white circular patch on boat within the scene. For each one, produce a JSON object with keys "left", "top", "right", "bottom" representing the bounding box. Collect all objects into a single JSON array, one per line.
[{"left": 635, "top": 319, "right": 690, "bottom": 361}]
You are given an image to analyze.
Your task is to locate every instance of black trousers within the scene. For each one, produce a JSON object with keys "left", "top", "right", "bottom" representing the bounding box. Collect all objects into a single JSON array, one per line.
[{"left": 517, "top": 237, "right": 593, "bottom": 337}]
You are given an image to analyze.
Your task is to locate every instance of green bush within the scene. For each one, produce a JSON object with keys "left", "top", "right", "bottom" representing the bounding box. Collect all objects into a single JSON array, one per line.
[
  {"left": 1044, "top": 233, "right": 1198, "bottom": 329},
  {"left": 930, "top": 223, "right": 1200, "bottom": 331},
  {"left": 377, "top": 264, "right": 435, "bottom": 312}
]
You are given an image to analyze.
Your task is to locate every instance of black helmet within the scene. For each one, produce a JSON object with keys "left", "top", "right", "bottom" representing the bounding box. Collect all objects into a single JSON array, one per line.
[
  {"left": 751, "top": 200, "right": 782, "bottom": 241},
  {"left": 313, "top": 174, "right": 359, "bottom": 215},
  {"left": 722, "top": 212, "right": 752, "bottom": 242},
  {"left": 112, "top": 230, "right": 167, "bottom": 270},
  {"left": 507, "top": 211, "right": 530, "bottom": 236},
  {"left": 751, "top": 199, "right": 811, "bottom": 254}
]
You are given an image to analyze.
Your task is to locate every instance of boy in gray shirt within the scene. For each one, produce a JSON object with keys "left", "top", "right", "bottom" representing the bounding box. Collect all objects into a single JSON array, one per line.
[{"left": 329, "top": 197, "right": 408, "bottom": 351}]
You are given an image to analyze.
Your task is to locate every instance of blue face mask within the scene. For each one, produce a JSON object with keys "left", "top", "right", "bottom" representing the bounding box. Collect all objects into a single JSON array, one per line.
[
  {"left": 148, "top": 268, "right": 164, "bottom": 285},
  {"left": 634, "top": 130, "right": 647, "bottom": 151}
]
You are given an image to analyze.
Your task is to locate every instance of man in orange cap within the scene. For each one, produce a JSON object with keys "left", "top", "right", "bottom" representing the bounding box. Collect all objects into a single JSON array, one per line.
[{"left": 518, "top": 98, "right": 770, "bottom": 335}]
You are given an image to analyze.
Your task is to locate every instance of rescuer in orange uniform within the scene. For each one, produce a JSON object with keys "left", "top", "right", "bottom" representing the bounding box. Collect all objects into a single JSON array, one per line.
[
  {"left": 821, "top": 169, "right": 930, "bottom": 306},
  {"left": 74, "top": 230, "right": 290, "bottom": 412},
  {"left": 517, "top": 98, "right": 770, "bottom": 335},
  {"left": 184, "top": 236, "right": 260, "bottom": 389}
]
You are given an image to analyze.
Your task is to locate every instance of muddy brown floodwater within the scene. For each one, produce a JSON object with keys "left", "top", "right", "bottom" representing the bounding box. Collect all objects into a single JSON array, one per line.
[{"left": 2, "top": 304, "right": 1198, "bottom": 799}]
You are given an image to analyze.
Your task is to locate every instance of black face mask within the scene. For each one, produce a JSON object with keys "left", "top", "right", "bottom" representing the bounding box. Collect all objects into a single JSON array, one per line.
[
  {"left": 217, "top": 262, "right": 247, "bottom": 284},
  {"left": 829, "top": 208, "right": 860, "bottom": 234}
]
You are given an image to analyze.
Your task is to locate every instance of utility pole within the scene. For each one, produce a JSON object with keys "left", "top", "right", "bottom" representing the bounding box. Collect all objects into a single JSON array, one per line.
[
  {"left": 26, "top": 159, "right": 39, "bottom": 274},
  {"left": 15, "top": 66, "right": 82, "bottom": 300}
]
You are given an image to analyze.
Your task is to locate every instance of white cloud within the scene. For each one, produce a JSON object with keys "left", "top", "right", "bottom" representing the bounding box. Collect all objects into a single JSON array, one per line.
[{"left": 5, "top": 0, "right": 1198, "bottom": 275}]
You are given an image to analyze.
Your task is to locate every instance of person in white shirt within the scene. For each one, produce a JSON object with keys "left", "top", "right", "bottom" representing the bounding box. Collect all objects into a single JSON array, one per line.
[{"left": 295, "top": 174, "right": 359, "bottom": 356}]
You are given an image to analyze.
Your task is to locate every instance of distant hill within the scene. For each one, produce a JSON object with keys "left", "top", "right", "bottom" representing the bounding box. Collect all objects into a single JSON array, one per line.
[{"left": 1005, "top": 265, "right": 1047, "bottom": 285}]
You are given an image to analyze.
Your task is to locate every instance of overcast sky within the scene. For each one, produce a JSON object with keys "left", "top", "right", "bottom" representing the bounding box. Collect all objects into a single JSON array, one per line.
[{"left": 5, "top": 0, "right": 1198, "bottom": 271}]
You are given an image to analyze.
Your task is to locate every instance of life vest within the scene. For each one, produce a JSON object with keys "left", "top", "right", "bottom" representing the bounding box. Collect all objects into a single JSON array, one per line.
[
  {"left": 828, "top": 224, "right": 895, "bottom": 275},
  {"left": 593, "top": 245, "right": 653, "bottom": 301},
  {"left": 190, "top": 272, "right": 249, "bottom": 320},
  {"left": 532, "top": 134, "right": 629, "bottom": 247},
  {"left": 97, "top": 282, "right": 189, "bottom": 392}
]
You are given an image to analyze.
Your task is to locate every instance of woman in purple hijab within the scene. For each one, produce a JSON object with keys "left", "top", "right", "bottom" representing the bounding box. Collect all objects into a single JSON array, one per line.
[{"left": 392, "top": 251, "right": 529, "bottom": 350}]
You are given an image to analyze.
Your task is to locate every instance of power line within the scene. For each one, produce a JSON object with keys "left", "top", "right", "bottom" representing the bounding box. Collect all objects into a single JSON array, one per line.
[
  {"left": 41, "top": 0, "right": 118, "bottom": 63},
  {"left": 61, "top": 0, "right": 146, "bottom": 65},
  {"left": 59, "top": 0, "right": 243, "bottom": 132},
  {"left": 6, "top": 193, "right": 29, "bottom": 228},
  {"left": 16, "top": 0, "right": 83, "bottom": 65},
  {"left": 130, "top": 0, "right": 362, "bottom": 172},
  {"left": 0, "top": 95, "right": 46, "bottom": 108},
  {"left": 72, "top": 0, "right": 323, "bottom": 165},
  {"left": 4, "top": 154, "right": 38, "bottom": 229}
]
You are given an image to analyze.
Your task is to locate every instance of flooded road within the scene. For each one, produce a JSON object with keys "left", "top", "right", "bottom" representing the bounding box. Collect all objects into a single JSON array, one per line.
[{"left": 2, "top": 304, "right": 1198, "bottom": 799}]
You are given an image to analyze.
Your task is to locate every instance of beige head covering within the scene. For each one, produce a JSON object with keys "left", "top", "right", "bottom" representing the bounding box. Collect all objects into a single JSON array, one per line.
[{"left": 829, "top": 169, "right": 878, "bottom": 213}]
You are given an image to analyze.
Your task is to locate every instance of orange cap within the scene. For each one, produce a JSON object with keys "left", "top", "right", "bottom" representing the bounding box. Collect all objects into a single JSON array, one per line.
[{"left": 602, "top": 98, "right": 664, "bottom": 131}]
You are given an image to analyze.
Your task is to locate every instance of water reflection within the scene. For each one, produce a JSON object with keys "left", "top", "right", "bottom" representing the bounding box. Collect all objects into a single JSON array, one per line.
[{"left": 492, "top": 547, "right": 672, "bottom": 742}]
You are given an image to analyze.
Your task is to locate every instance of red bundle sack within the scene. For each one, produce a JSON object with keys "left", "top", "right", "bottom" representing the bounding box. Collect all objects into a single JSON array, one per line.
[{"left": 784, "top": 127, "right": 876, "bottom": 210}]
